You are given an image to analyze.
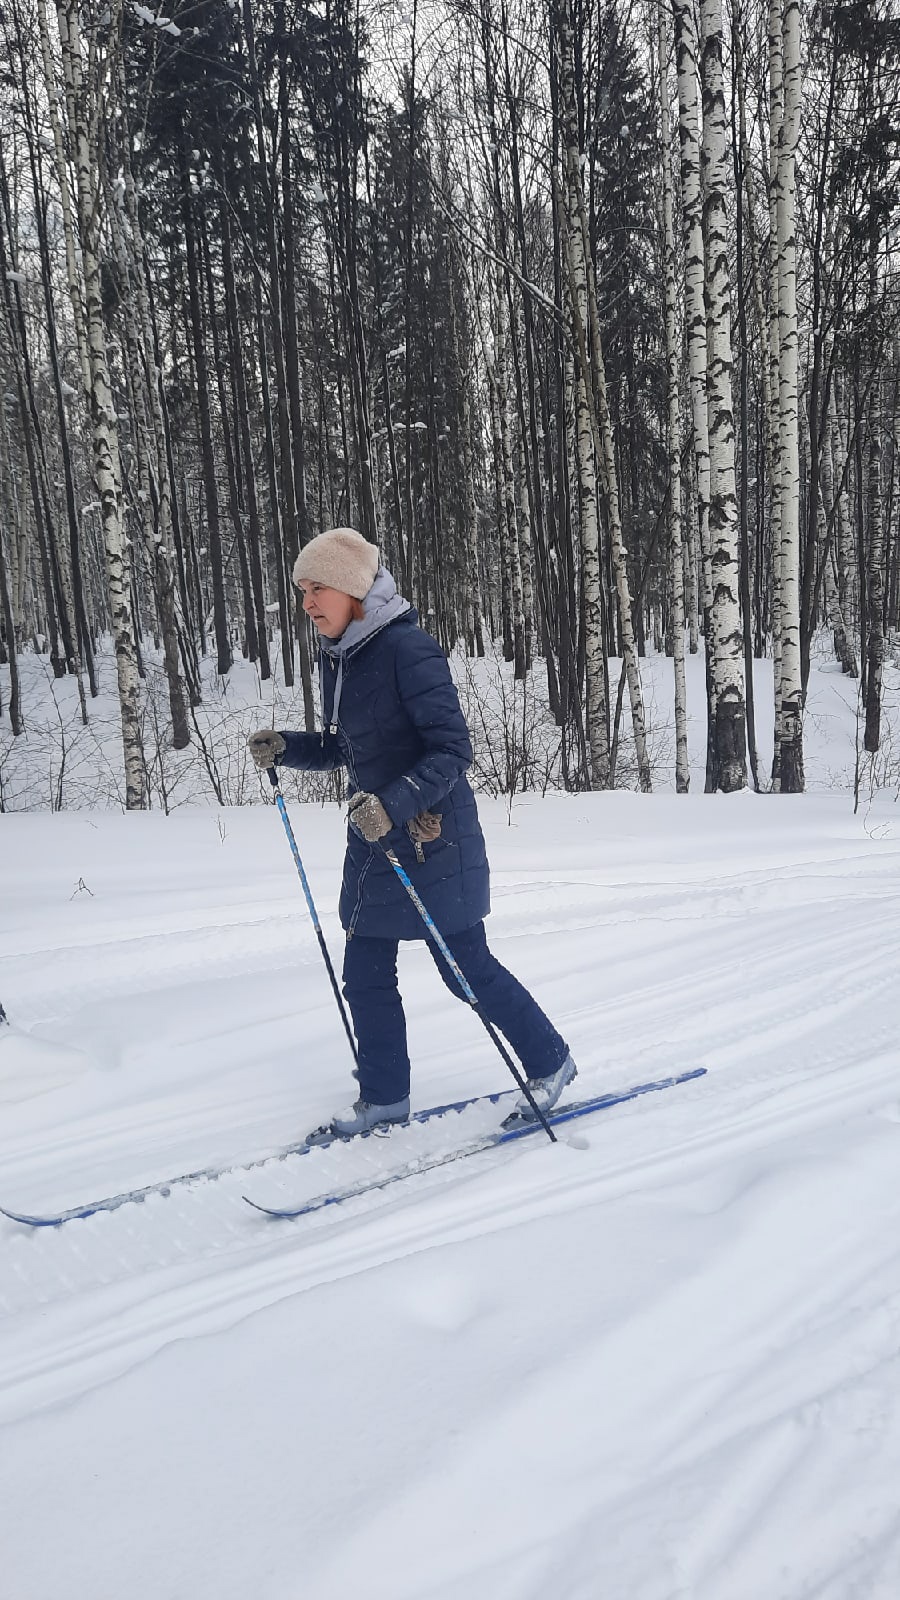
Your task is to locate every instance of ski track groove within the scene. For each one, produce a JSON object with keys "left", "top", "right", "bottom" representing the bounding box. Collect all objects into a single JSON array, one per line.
[
  {"left": 6, "top": 852, "right": 899, "bottom": 1023},
  {"left": 7, "top": 894, "right": 897, "bottom": 1194},
  {"left": 2, "top": 924, "right": 897, "bottom": 1325},
  {"left": 5, "top": 828, "right": 900, "bottom": 1452},
  {"left": 0, "top": 1046, "right": 897, "bottom": 1420}
]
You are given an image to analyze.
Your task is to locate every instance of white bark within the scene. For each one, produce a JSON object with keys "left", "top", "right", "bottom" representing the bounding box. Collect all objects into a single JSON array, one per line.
[
  {"left": 767, "top": 0, "right": 785, "bottom": 776},
  {"left": 658, "top": 6, "right": 689, "bottom": 792},
  {"left": 672, "top": 0, "right": 714, "bottom": 771},
  {"left": 699, "top": 0, "right": 747, "bottom": 791},
  {"left": 774, "top": 0, "right": 804, "bottom": 790},
  {"left": 49, "top": 0, "right": 144, "bottom": 806}
]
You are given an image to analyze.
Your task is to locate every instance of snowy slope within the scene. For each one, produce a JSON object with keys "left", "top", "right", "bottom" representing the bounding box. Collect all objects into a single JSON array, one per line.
[{"left": 2, "top": 789, "right": 900, "bottom": 1598}]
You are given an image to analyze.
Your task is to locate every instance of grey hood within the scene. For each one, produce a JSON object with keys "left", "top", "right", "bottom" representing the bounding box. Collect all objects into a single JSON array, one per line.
[{"left": 318, "top": 566, "right": 411, "bottom": 731}]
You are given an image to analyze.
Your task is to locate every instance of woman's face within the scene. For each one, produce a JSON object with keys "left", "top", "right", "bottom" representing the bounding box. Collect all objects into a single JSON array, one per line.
[{"left": 297, "top": 582, "right": 357, "bottom": 638}]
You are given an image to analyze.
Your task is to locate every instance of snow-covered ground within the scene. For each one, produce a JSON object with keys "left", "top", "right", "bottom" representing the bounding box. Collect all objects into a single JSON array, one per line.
[
  {"left": 3, "top": 641, "right": 900, "bottom": 1596},
  {"left": 2, "top": 778, "right": 900, "bottom": 1598}
]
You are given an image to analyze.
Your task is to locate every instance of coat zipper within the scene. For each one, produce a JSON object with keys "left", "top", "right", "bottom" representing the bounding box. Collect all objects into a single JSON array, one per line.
[{"left": 348, "top": 854, "right": 372, "bottom": 938}]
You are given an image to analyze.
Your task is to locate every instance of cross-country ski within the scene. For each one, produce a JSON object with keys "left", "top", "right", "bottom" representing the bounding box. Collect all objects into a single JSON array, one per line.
[
  {"left": 0, "top": 1071, "right": 707, "bottom": 1228},
  {"left": 242, "top": 1071, "right": 708, "bottom": 1219}
]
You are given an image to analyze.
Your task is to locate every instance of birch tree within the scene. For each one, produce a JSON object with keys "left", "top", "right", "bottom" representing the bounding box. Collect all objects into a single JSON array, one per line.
[
  {"left": 658, "top": 4, "right": 689, "bottom": 792},
  {"left": 773, "top": 0, "right": 804, "bottom": 790},
  {"left": 672, "top": 0, "right": 714, "bottom": 784},
  {"left": 699, "top": 0, "right": 747, "bottom": 792},
  {"left": 42, "top": 0, "right": 145, "bottom": 805}
]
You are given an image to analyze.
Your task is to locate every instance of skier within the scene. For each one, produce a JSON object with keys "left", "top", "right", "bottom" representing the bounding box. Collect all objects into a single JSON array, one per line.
[{"left": 249, "top": 526, "right": 576, "bottom": 1138}]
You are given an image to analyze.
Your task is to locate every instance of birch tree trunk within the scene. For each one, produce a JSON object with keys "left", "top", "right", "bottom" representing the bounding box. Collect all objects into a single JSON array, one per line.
[
  {"left": 864, "top": 358, "right": 885, "bottom": 753},
  {"left": 50, "top": 0, "right": 145, "bottom": 806},
  {"left": 658, "top": 6, "right": 689, "bottom": 792},
  {"left": 774, "top": 0, "right": 804, "bottom": 790},
  {"left": 767, "top": 0, "right": 785, "bottom": 777},
  {"left": 672, "top": 0, "right": 715, "bottom": 783},
  {"left": 699, "top": 0, "right": 747, "bottom": 792}
]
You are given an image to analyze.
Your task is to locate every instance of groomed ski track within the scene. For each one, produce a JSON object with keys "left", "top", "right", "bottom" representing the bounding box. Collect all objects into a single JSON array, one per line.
[
  {"left": 2, "top": 800, "right": 900, "bottom": 1430},
  {"left": 3, "top": 793, "right": 900, "bottom": 1598},
  {"left": 1, "top": 1044, "right": 896, "bottom": 1427}
]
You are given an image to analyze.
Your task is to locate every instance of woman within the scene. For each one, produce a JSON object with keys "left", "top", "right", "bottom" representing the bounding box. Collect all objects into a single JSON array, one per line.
[{"left": 249, "top": 526, "right": 576, "bottom": 1138}]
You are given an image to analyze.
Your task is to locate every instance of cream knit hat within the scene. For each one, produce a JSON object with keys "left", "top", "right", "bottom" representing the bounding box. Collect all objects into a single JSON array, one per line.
[{"left": 292, "top": 528, "right": 379, "bottom": 600}]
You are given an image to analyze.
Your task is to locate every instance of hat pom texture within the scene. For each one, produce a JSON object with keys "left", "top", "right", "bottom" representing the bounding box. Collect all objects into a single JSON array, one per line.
[{"left": 292, "top": 528, "right": 379, "bottom": 601}]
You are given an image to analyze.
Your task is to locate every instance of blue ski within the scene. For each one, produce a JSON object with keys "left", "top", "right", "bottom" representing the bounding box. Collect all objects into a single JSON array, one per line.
[
  {"left": 0, "top": 1069, "right": 706, "bottom": 1229},
  {"left": 0, "top": 1082, "right": 523, "bottom": 1229},
  {"left": 242, "top": 1068, "right": 707, "bottom": 1219}
]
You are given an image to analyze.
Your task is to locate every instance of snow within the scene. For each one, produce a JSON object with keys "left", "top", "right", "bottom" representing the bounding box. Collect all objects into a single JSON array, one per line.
[
  {"left": 2, "top": 645, "right": 900, "bottom": 1594},
  {"left": 0, "top": 1027, "right": 94, "bottom": 1103},
  {"left": 2, "top": 778, "right": 900, "bottom": 1596}
]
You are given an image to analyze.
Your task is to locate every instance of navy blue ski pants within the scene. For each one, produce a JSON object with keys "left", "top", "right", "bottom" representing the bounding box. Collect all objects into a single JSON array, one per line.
[{"left": 342, "top": 920, "right": 569, "bottom": 1107}]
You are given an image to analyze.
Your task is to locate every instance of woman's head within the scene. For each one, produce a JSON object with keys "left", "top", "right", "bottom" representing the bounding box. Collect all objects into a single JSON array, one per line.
[{"left": 292, "top": 527, "right": 379, "bottom": 638}]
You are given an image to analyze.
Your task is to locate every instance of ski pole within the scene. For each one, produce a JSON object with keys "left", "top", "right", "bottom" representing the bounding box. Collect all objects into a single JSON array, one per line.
[
  {"left": 379, "top": 845, "right": 557, "bottom": 1144},
  {"left": 267, "top": 768, "right": 358, "bottom": 1071}
]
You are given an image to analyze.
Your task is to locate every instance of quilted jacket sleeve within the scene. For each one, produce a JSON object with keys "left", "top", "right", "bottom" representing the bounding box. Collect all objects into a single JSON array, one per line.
[
  {"left": 377, "top": 628, "right": 473, "bottom": 826},
  {"left": 277, "top": 729, "right": 345, "bottom": 771}
]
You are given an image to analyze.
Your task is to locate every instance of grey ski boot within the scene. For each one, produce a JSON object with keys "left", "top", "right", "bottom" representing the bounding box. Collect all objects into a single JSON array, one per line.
[
  {"left": 307, "top": 1096, "right": 410, "bottom": 1144},
  {"left": 511, "top": 1053, "right": 577, "bottom": 1121}
]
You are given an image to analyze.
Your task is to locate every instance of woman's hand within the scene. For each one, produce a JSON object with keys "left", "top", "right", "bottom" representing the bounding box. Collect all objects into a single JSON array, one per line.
[
  {"left": 248, "top": 729, "right": 286, "bottom": 769},
  {"left": 408, "top": 811, "right": 442, "bottom": 843},
  {"left": 348, "top": 791, "right": 393, "bottom": 842}
]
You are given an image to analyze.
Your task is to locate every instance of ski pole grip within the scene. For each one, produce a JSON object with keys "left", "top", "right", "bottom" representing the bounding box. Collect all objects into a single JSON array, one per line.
[{"left": 267, "top": 766, "right": 280, "bottom": 789}]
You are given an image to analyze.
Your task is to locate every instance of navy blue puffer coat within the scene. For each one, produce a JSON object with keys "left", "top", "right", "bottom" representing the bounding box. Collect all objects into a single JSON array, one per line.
[{"left": 278, "top": 592, "right": 490, "bottom": 941}]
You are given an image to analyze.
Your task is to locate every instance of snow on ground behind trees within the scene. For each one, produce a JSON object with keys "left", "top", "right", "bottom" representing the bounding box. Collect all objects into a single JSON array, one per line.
[{"left": 3, "top": 635, "right": 900, "bottom": 809}]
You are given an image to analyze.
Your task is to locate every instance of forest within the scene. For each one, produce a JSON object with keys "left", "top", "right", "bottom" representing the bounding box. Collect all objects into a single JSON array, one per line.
[{"left": 0, "top": 0, "right": 898, "bottom": 807}]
